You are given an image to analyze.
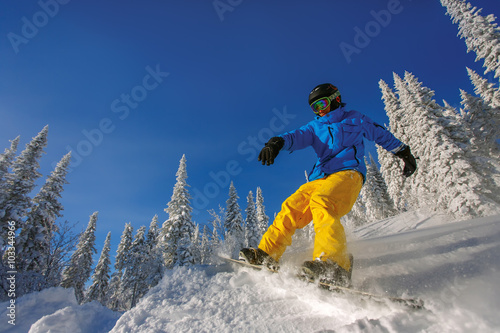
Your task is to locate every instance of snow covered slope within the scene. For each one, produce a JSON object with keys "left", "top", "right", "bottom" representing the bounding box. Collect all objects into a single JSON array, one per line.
[
  {"left": 4, "top": 213, "right": 500, "bottom": 332},
  {"left": 110, "top": 214, "right": 500, "bottom": 332}
]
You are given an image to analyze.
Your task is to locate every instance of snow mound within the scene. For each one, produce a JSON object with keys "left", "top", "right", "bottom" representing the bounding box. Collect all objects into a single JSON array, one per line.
[
  {"left": 0, "top": 287, "right": 120, "bottom": 333},
  {"left": 0, "top": 287, "right": 77, "bottom": 333},
  {"left": 29, "top": 300, "right": 121, "bottom": 333}
]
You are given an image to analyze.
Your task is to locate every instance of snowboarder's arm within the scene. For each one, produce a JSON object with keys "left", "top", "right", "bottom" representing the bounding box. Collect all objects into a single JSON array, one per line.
[
  {"left": 362, "top": 115, "right": 403, "bottom": 153},
  {"left": 278, "top": 123, "right": 315, "bottom": 152},
  {"left": 362, "top": 115, "right": 417, "bottom": 177},
  {"left": 258, "top": 123, "right": 314, "bottom": 166}
]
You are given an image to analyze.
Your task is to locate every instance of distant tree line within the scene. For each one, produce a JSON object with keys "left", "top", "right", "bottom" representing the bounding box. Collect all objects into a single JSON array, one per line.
[
  {"left": 0, "top": 144, "right": 271, "bottom": 310},
  {"left": 60, "top": 155, "right": 272, "bottom": 310}
]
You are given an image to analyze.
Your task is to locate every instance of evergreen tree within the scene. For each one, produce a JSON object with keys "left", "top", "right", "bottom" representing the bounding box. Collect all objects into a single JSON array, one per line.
[
  {"left": 409, "top": 71, "right": 498, "bottom": 216},
  {"left": 393, "top": 71, "right": 497, "bottom": 216},
  {"left": 0, "top": 136, "right": 20, "bottom": 212},
  {"left": 466, "top": 68, "right": 500, "bottom": 144},
  {"left": 176, "top": 232, "right": 196, "bottom": 267},
  {"left": 200, "top": 225, "right": 213, "bottom": 264},
  {"left": 404, "top": 71, "right": 469, "bottom": 146},
  {"left": 441, "top": 0, "right": 500, "bottom": 80},
  {"left": 378, "top": 79, "right": 408, "bottom": 210},
  {"left": 0, "top": 126, "right": 48, "bottom": 247},
  {"left": 146, "top": 215, "right": 160, "bottom": 250},
  {"left": 107, "top": 273, "right": 122, "bottom": 311},
  {"left": 115, "top": 223, "right": 134, "bottom": 273},
  {"left": 378, "top": 79, "right": 406, "bottom": 140},
  {"left": 145, "top": 215, "right": 164, "bottom": 290},
  {"left": 467, "top": 67, "right": 500, "bottom": 108},
  {"left": 0, "top": 137, "right": 20, "bottom": 260},
  {"left": 187, "top": 223, "right": 201, "bottom": 265},
  {"left": 255, "top": 187, "right": 269, "bottom": 240},
  {"left": 107, "top": 222, "right": 133, "bottom": 310},
  {"left": 85, "top": 232, "right": 111, "bottom": 306},
  {"left": 459, "top": 89, "right": 500, "bottom": 205},
  {"left": 343, "top": 194, "right": 366, "bottom": 229},
  {"left": 223, "top": 182, "right": 245, "bottom": 258},
  {"left": 460, "top": 89, "right": 498, "bottom": 155},
  {"left": 160, "top": 155, "right": 195, "bottom": 268},
  {"left": 244, "top": 191, "right": 260, "bottom": 248},
  {"left": 361, "top": 155, "right": 397, "bottom": 221},
  {"left": 209, "top": 208, "right": 223, "bottom": 255},
  {"left": 17, "top": 152, "right": 71, "bottom": 274},
  {"left": 60, "top": 211, "right": 98, "bottom": 304},
  {"left": 465, "top": 69, "right": 500, "bottom": 177},
  {"left": 121, "top": 226, "right": 150, "bottom": 309},
  {"left": 392, "top": 72, "right": 437, "bottom": 211}
]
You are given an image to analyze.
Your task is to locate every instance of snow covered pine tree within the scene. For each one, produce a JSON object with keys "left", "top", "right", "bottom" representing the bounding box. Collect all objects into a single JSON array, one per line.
[
  {"left": 160, "top": 155, "right": 195, "bottom": 267},
  {"left": 223, "top": 182, "right": 245, "bottom": 259},
  {"left": 60, "top": 211, "right": 98, "bottom": 304},
  {"left": 85, "top": 232, "right": 111, "bottom": 306}
]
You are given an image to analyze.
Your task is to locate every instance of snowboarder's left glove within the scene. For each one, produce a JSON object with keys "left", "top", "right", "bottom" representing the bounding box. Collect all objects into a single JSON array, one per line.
[
  {"left": 258, "top": 137, "right": 284, "bottom": 166},
  {"left": 395, "top": 145, "right": 417, "bottom": 177}
]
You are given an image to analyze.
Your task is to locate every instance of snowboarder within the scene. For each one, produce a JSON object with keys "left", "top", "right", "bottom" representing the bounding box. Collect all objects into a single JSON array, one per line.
[{"left": 240, "top": 83, "right": 417, "bottom": 287}]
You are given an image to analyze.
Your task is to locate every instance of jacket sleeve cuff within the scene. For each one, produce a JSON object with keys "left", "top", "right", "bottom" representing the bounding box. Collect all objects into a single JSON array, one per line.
[
  {"left": 278, "top": 134, "right": 293, "bottom": 151},
  {"left": 390, "top": 143, "right": 407, "bottom": 154}
]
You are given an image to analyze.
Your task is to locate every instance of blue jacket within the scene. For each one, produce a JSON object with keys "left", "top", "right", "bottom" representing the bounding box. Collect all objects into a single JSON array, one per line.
[{"left": 279, "top": 106, "right": 405, "bottom": 182}]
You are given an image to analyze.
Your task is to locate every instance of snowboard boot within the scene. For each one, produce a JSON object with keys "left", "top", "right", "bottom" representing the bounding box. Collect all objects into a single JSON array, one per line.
[
  {"left": 300, "top": 254, "right": 353, "bottom": 287},
  {"left": 239, "top": 248, "right": 280, "bottom": 271}
]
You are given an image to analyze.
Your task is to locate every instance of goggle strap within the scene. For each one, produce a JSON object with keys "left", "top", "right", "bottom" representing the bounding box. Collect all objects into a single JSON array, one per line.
[{"left": 330, "top": 90, "right": 340, "bottom": 100}]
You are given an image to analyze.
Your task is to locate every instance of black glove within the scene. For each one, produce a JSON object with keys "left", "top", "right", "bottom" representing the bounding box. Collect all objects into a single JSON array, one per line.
[
  {"left": 395, "top": 145, "right": 417, "bottom": 177},
  {"left": 258, "top": 137, "right": 284, "bottom": 166}
]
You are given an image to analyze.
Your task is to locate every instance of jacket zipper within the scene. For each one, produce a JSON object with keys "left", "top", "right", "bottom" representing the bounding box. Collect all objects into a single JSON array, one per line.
[
  {"left": 328, "top": 127, "right": 334, "bottom": 144},
  {"left": 353, "top": 146, "right": 360, "bottom": 165}
]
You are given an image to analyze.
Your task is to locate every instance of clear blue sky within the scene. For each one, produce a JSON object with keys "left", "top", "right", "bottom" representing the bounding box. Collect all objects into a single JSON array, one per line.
[{"left": 1, "top": 0, "right": 499, "bottom": 254}]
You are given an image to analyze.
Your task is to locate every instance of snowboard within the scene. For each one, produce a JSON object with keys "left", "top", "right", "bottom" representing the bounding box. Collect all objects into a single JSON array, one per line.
[
  {"left": 218, "top": 256, "right": 425, "bottom": 310},
  {"left": 220, "top": 255, "right": 280, "bottom": 272}
]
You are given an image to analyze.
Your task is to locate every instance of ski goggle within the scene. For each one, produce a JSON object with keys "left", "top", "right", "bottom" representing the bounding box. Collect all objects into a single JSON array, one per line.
[{"left": 310, "top": 91, "right": 341, "bottom": 114}]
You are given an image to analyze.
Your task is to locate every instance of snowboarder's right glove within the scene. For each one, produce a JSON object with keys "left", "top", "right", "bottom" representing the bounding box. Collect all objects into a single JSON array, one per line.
[
  {"left": 395, "top": 145, "right": 417, "bottom": 177},
  {"left": 258, "top": 137, "right": 284, "bottom": 166}
]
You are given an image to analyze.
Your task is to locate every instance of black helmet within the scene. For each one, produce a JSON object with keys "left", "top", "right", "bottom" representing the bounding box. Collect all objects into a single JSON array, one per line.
[{"left": 308, "top": 83, "right": 342, "bottom": 110}]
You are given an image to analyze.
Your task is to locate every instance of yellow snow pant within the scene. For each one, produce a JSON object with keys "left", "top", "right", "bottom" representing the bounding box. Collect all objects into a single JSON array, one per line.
[{"left": 258, "top": 170, "right": 363, "bottom": 271}]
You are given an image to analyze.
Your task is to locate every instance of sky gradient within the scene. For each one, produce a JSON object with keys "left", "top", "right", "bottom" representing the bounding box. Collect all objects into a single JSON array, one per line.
[{"left": 1, "top": 0, "right": 499, "bottom": 254}]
